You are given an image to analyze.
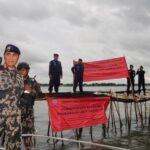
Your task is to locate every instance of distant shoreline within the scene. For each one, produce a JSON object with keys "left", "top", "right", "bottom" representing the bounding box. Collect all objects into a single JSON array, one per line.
[{"left": 40, "top": 83, "right": 150, "bottom": 87}]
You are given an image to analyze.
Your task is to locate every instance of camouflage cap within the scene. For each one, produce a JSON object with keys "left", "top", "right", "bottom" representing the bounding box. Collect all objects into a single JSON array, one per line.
[
  {"left": 17, "top": 62, "right": 30, "bottom": 70},
  {"left": 4, "top": 44, "right": 20, "bottom": 55}
]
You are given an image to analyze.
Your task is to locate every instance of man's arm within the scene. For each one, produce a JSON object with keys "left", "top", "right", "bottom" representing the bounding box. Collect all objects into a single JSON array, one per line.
[
  {"left": 60, "top": 62, "right": 63, "bottom": 78},
  {"left": 71, "top": 65, "right": 76, "bottom": 74},
  {"left": 133, "top": 70, "right": 136, "bottom": 77},
  {"left": 82, "top": 64, "right": 84, "bottom": 72},
  {"left": 0, "top": 57, "right": 2, "bottom": 65},
  {"left": 48, "top": 61, "right": 51, "bottom": 75},
  {"left": 49, "top": 61, "right": 53, "bottom": 79}
]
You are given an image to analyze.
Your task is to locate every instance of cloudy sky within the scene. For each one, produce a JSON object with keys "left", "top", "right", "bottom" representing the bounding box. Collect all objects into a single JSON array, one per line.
[{"left": 0, "top": 0, "right": 150, "bottom": 84}]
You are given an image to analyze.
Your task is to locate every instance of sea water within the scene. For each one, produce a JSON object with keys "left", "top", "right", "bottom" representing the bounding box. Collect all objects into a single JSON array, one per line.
[
  {"left": 0, "top": 86, "right": 147, "bottom": 149},
  {"left": 31, "top": 86, "right": 150, "bottom": 150}
]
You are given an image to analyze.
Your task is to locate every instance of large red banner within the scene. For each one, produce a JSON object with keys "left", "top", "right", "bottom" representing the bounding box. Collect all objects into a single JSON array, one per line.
[
  {"left": 48, "top": 97, "right": 110, "bottom": 132},
  {"left": 74, "top": 56, "right": 128, "bottom": 82}
]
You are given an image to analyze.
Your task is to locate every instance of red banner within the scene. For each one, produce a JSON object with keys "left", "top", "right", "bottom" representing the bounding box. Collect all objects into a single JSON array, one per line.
[
  {"left": 48, "top": 97, "right": 110, "bottom": 132},
  {"left": 74, "top": 56, "right": 128, "bottom": 82}
]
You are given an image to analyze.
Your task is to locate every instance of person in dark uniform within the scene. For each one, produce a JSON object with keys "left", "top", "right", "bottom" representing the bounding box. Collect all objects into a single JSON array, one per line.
[
  {"left": 0, "top": 44, "right": 24, "bottom": 150},
  {"left": 17, "top": 62, "right": 42, "bottom": 150},
  {"left": 71, "top": 58, "right": 84, "bottom": 137},
  {"left": 136, "top": 66, "right": 146, "bottom": 95},
  {"left": 127, "top": 65, "right": 135, "bottom": 95},
  {"left": 71, "top": 58, "right": 84, "bottom": 93},
  {"left": 48, "top": 53, "right": 63, "bottom": 93}
]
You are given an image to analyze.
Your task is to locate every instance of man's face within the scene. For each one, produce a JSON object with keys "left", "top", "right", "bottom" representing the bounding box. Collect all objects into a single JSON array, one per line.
[
  {"left": 4, "top": 52, "right": 19, "bottom": 68},
  {"left": 18, "top": 68, "right": 29, "bottom": 78},
  {"left": 54, "top": 55, "right": 59, "bottom": 60},
  {"left": 78, "top": 60, "right": 82, "bottom": 64},
  {"left": 140, "top": 67, "right": 143, "bottom": 71},
  {"left": 130, "top": 66, "right": 133, "bottom": 70}
]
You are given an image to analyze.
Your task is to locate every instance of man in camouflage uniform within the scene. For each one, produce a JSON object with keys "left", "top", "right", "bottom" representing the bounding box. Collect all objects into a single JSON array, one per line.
[
  {"left": 17, "top": 62, "right": 42, "bottom": 150},
  {"left": 0, "top": 44, "right": 24, "bottom": 150}
]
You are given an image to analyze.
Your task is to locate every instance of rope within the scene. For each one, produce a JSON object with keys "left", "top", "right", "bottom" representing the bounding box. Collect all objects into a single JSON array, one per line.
[{"left": 22, "top": 134, "right": 129, "bottom": 150}]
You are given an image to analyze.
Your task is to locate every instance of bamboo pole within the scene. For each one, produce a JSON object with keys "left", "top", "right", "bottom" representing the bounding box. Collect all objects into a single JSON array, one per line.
[
  {"left": 61, "top": 132, "right": 64, "bottom": 146},
  {"left": 140, "top": 102, "right": 144, "bottom": 126},
  {"left": 47, "top": 122, "right": 50, "bottom": 143},
  {"left": 102, "top": 124, "right": 106, "bottom": 138},
  {"left": 144, "top": 101, "right": 147, "bottom": 124},
  {"left": 136, "top": 102, "right": 144, "bottom": 128},
  {"left": 107, "top": 102, "right": 111, "bottom": 131},
  {"left": 114, "top": 101, "right": 123, "bottom": 128},
  {"left": 112, "top": 101, "right": 117, "bottom": 134},
  {"left": 126, "top": 103, "right": 130, "bottom": 130},
  {"left": 129, "top": 102, "right": 132, "bottom": 130},
  {"left": 134, "top": 102, "right": 138, "bottom": 123},
  {"left": 148, "top": 105, "right": 150, "bottom": 128},
  {"left": 90, "top": 126, "right": 93, "bottom": 141},
  {"left": 110, "top": 101, "right": 114, "bottom": 128}
]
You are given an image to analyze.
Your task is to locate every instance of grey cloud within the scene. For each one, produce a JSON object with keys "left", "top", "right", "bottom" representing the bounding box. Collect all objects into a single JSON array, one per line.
[
  {"left": 0, "top": 0, "right": 51, "bottom": 21},
  {"left": 89, "top": 0, "right": 150, "bottom": 28},
  {"left": 1, "top": 0, "right": 150, "bottom": 83},
  {"left": 50, "top": 1, "right": 100, "bottom": 28}
]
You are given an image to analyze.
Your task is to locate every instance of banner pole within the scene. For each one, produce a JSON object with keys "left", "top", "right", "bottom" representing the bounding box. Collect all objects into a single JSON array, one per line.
[{"left": 46, "top": 96, "right": 54, "bottom": 144}]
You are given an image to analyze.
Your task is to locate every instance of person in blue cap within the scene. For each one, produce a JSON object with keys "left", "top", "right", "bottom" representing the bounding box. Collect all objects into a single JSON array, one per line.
[
  {"left": 136, "top": 66, "right": 146, "bottom": 95},
  {"left": 71, "top": 58, "right": 84, "bottom": 93},
  {"left": 48, "top": 53, "right": 63, "bottom": 93},
  {"left": 127, "top": 64, "right": 135, "bottom": 95},
  {"left": 0, "top": 44, "right": 24, "bottom": 150}
]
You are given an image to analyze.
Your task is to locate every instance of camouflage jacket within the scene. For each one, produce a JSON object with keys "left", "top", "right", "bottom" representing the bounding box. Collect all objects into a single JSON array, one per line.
[{"left": 0, "top": 66, "right": 24, "bottom": 109}]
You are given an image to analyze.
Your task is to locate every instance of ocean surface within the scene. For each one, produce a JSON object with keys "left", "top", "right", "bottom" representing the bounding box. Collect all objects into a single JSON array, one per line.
[
  {"left": 1, "top": 86, "right": 150, "bottom": 150},
  {"left": 30, "top": 85, "right": 150, "bottom": 150}
]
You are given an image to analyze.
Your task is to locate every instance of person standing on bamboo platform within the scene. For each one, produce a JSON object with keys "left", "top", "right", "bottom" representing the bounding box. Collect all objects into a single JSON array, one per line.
[
  {"left": 71, "top": 58, "right": 84, "bottom": 93},
  {"left": 0, "top": 44, "right": 24, "bottom": 150},
  {"left": 127, "top": 65, "right": 135, "bottom": 95},
  {"left": 17, "top": 62, "right": 42, "bottom": 150},
  {"left": 136, "top": 66, "right": 146, "bottom": 95},
  {"left": 71, "top": 58, "right": 84, "bottom": 138},
  {"left": 48, "top": 53, "right": 63, "bottom": 93}
]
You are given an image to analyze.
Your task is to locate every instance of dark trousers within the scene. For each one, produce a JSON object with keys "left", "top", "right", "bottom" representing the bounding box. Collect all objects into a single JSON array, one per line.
[
  {"left": 138, "top": 80, "right": 146, "bottom": 95},
  {"left": 127, "top": 78, "right": 135, "bottom": 95},
  {"left": 49, "top": 77, "right": 60, "bottom": 93},
  {"left": 21, "top": 106, "right": 34, "bottom": 149},
  {"left": 73, "top": 78, "right": 83, "bottom": 93}
]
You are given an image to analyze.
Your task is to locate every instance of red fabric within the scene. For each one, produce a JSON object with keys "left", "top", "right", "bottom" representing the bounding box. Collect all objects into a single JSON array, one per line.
[
  {"left": 74, "top": 56, "right": 128, "bottom": 82},
  {"left": 48, "top": 97, "right": 110, "bottom": 132}
]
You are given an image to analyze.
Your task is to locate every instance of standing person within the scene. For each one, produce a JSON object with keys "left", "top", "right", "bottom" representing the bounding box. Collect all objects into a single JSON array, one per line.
[
  {"left": 71, "top": 58, "right": 84, "bottom": 93},
  {"left": 48, "top": 53, "right": 63, "bottom": 93},
  {"left": 127, "top": 65, "right": 136, "bottom": 95},
  {"left": 136, "top": 66, "right": 146, "bottom": 95},
  {"left": 0, "top": 44, "right": 24, "bottom": 150},
  {"left": 17, "top": 62, "right": 42, "bottom": 150}
]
